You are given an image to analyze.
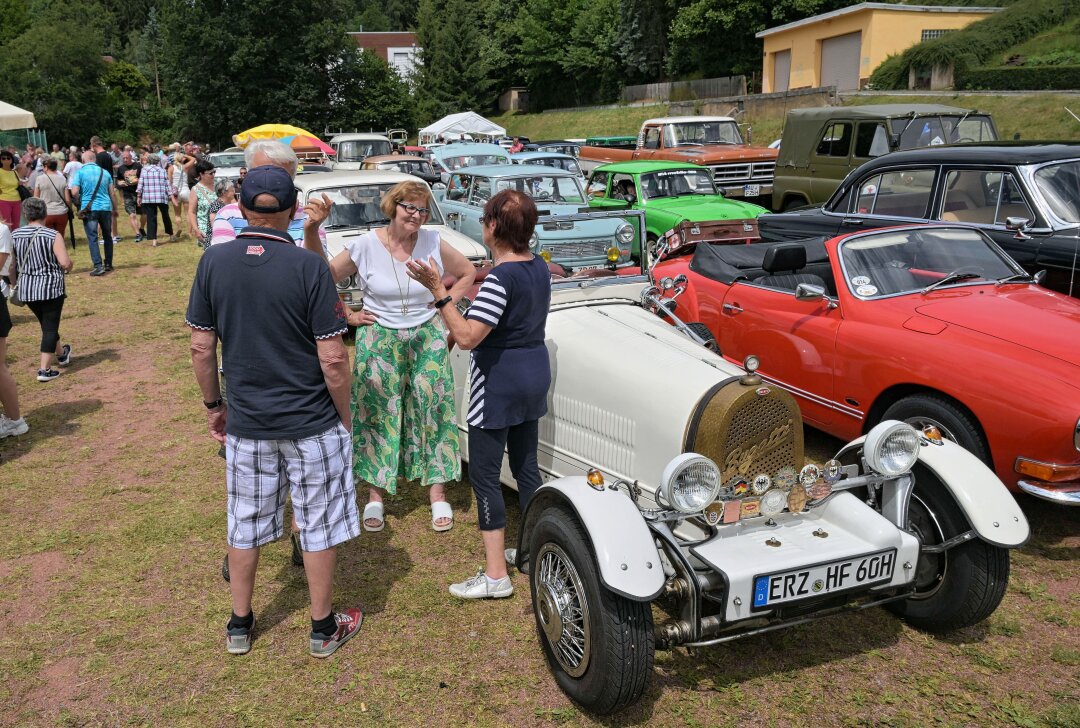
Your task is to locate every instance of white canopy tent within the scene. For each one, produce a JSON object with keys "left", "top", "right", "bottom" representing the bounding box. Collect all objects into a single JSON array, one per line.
[
  {"left": 0, "top": 100, "right": 36, "bottom": 131},
  {"left": 418, "top": 112, "right": 505, "bottom": 145}
]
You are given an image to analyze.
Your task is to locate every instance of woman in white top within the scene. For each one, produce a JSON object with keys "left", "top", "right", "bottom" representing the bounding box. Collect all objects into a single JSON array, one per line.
[{"left": 305, "top": 180, "right": 476, "bottom": 532}]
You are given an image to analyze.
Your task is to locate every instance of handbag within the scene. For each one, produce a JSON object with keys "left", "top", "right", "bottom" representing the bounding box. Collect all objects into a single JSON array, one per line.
[
  {"left": 77, "top": 169, "right": 105, "bottom": 220},
  {"left": 8, "top": 283, "right": 24, "bottom": 307},
  {"left": 17, "top": 184, "right": 30, "bottom": 201}
]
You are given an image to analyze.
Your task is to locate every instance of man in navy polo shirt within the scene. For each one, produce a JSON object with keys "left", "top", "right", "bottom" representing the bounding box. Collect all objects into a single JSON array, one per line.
[{"left": 186, "top": 165, "right": 363, "bottom": 658}]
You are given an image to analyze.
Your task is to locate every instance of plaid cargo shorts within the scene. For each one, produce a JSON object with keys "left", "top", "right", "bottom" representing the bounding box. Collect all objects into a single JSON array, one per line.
[{"left": 225, "top": 422, "right": 360, "bottom": 551}]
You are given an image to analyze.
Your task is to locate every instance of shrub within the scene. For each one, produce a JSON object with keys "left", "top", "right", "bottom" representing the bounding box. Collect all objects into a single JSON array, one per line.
[
  {"left": 956, "top": 64, "right": 1080, "bottom": 89},
  {"left": 867, "top": 53, "right": 910, "bottom": 90}
]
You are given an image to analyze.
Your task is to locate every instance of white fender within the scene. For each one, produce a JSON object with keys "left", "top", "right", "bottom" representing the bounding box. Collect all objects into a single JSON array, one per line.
[
  {"left": 525, "top": 476, "right": 665, "bottom": 600},
  {"left": 837, "top": 436, "right": 1030, "bottom": 548}
]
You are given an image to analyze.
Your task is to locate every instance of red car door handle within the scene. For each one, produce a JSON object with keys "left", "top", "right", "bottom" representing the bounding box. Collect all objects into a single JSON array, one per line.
[{"left": 723, "top": 302, "right": 743, "bottom": 314}]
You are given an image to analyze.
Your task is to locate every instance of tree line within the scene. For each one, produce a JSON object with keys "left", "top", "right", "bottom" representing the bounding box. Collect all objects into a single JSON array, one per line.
[{"left": 0, "top": 0, "right": 855, "bottom": 147}]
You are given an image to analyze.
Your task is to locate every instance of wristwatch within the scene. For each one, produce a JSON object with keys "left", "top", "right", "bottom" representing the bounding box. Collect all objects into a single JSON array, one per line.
[
  {"left": 434, "top": 295, "right": 453, "bottom": 309},
  {"left": 204, "top": 398, "right": 224, "bottom": 410}
]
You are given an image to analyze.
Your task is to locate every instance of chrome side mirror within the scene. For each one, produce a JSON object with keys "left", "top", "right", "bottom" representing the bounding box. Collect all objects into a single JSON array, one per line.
[
  {"left": 795, "top": 283, "right": 837, "bottom": 309},
  {"left": 1034, "top": 269, "right": 1047, "bottom": 285},
  {"left": 1005, "top": 216, "right": 1033, "bottom": 240},
  {"left": 671, "top": 273, "right": 689, "bottom": 299},
  {"left": 660, "top": 276, "right": 675, "bottom": 290}
]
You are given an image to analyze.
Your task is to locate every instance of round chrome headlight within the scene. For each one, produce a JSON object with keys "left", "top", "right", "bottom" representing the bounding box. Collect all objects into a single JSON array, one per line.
[
  {"left": 529, "top": 231, "right": 539, "bottom": 249},
  {"left": 864, "top": 420, "right": 920, "bottom": 476},
  {"left": 616, "top": 223, "right": 634, "bottom": 244},
  {"left": 336, "top": 274, "right": 356, "bottom": 291},
  {"left": 660, "top": 453, "right": 722, "bottom": 513}
]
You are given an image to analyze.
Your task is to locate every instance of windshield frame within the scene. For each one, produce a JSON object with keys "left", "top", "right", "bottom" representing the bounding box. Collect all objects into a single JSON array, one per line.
[
  {"left": 208, "top": 153, "right": 245, "bottom": 168},
  {"left": 304, "top": 183, "right": 445, "bottom": 229},
  {"left": 890, "top": 114, "right": 997, "bottom": 150},
  {"left": 640, "top": 168, "right": 720, "bottom": 201},
  {"left": 1028, "top": 158, "right": 1080, "bottom": 227},
  {"left": 664, "top": 121, "right": 744, "bottom": 148},
  {"left": 837, "top": 226, "right": 1023, "bottom": 300},
  {"left": 493, "top": 174, "right": 587, "bottom": 204},
  {"left": 336, "top": 139, "right": 393, "bottom": 162}
]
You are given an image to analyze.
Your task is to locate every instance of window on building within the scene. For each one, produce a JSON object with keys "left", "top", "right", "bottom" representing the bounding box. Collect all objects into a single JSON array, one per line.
[{"left": 921, "top": 29, "right": 952, "bottom": 42}]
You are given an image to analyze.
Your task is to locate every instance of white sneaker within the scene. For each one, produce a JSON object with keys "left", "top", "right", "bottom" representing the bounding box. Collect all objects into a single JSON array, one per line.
[
  {"left": 449, "top": 570, "right": 513, "bottom": 599},
  {"left": 0, "top": 415, "right": 28, "bottom": 438}
]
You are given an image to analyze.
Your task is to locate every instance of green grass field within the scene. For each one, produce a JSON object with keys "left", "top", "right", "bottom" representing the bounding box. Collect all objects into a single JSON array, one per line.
[
  {"left": 0, "top": 234, "right": 1077, "bottom": 726},
  {"left": 494, "top": 92, "right": 1080, "bottom": 148}
]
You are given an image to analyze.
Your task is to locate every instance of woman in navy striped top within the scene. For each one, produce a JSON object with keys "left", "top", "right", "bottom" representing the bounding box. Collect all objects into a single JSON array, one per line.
[
  {"left": 11, "top": 197, "right": 73, "bottom": 382},
  {"left": 407, "top": 189, "right": 551, "bottom": 600}
]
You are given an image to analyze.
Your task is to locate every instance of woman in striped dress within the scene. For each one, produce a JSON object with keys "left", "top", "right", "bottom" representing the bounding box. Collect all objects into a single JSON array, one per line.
[{"left": 11, "top": 198, "right": 73, "bottom": 382}]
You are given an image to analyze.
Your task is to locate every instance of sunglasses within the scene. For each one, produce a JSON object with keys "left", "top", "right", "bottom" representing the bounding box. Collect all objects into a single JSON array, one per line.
[{"left": 397, "top": 201, "right": 430, "bottom": 216}]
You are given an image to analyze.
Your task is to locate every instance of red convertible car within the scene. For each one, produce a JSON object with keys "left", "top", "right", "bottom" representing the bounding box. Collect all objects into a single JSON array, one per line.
[{"left": 652, "top": 224, "right": 1080, "bottom": 505}]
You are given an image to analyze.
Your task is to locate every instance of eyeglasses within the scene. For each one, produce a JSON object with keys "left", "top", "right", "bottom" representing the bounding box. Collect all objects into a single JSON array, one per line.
[
  {"left": 397, "top": 202, "right": 430, "bottom": 216},
  {"left": 204, "top": 170, "right": 216, "bottom": 175}
]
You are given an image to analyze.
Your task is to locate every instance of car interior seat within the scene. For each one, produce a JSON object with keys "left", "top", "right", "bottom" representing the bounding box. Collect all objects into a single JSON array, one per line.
[{"left": 754, "top": 244, "right": 828, "bottom": 291}]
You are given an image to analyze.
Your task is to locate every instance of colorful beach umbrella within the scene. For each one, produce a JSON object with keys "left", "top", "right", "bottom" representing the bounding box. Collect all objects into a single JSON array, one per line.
[{"left": 232, "top": 123, "right": 320, "bottom": 147}]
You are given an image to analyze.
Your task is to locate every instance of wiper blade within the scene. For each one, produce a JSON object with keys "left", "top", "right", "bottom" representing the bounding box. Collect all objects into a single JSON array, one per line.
[
  {"left": 921, "top": 270, "right": 981, "bottom": 294},
  {"left": 995, "top": 272, "right": 1034, "bottom": 285}
]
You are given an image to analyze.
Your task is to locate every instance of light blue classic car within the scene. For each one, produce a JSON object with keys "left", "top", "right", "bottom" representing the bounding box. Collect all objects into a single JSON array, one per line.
[
  {"left": 511, "top": 151, "right": 584, "bottom": 178},
  {"left": 430, "top": 143, "right": 511, "bottom": 184},
  {"left": 433, "top": 164, "right": 636, "bottom": 271}
]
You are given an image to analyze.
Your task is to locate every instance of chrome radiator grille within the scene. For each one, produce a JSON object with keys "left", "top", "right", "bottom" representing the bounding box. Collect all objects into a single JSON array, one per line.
[{"left": 541, "top": 237, "right": 610, "bottom": 258}]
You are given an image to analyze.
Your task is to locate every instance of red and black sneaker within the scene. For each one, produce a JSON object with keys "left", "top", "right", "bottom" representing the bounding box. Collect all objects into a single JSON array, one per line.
[{"left": 308, "top": 607, "right": 363, "bottom": 658}]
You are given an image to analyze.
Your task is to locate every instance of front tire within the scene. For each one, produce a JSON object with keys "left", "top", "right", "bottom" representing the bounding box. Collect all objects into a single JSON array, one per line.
[
  {"left": 529, "top": 506, "right": 654, "bottom": 715},
  {"left": 882, "top": 394, "right": 989, "bottom": 464},
  {"left": 886, "top": 466, "right": 1009, "bottom": 632}
]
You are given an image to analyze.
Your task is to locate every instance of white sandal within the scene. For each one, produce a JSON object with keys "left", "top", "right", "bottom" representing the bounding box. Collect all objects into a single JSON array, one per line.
[
  {"left": 363, "top": 501, "right": 385, "bottom": 532},
  {"left": 431, "top": 501, "right": 454, "bottom": 532}
]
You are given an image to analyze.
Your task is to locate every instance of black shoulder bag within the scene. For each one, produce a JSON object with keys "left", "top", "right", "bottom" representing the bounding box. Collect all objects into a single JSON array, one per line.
[{"left": 77, "top": 169, "right": 105, "bottom": 220}]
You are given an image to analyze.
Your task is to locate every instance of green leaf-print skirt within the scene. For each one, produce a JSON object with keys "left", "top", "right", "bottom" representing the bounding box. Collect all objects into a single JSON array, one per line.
[{"left": 352, "top": 318, "right": 461, "bottom": 494}]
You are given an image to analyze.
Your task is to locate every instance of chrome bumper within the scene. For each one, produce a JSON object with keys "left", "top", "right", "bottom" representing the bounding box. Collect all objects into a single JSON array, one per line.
[{"left": 1017, "top": 479, "right": 1080, "bottom": 505}]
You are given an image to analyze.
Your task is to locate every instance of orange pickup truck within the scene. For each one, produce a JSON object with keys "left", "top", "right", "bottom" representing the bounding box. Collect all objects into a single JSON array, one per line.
[{"left": 578, "top": 116, "right": 778, "bottom": 201}]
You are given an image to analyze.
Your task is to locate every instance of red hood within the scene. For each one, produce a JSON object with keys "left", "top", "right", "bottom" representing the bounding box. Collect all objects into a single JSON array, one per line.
[{"left": 914, "top": 286, "right": 1080, "bottom": 366}]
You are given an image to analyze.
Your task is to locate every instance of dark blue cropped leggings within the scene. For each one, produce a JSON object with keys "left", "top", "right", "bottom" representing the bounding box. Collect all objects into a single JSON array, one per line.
[{"left": 468, "top": 419, "right": 543, "bottom": 531}]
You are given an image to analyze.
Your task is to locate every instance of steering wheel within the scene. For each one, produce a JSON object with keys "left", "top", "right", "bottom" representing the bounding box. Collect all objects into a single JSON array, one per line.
[{"left": 534, "top": 190, "right": 552, "bottom": 200}]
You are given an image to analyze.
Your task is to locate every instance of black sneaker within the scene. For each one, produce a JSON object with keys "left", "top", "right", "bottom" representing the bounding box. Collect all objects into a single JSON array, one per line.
[
  {"left": 57, "top": 344, "right": 72, "bottom": 367},
  {"left": 225, "top": 613, "right": 255, "bottom": 655},
  {"left": 104, "top": 264, "right": 114, "bottom": 272},
  {"left": 37, "top": 368, "right": 60, "bottom": 382},
  {"left": 89, "top": 266, "right": 106, "bottom": 277}
]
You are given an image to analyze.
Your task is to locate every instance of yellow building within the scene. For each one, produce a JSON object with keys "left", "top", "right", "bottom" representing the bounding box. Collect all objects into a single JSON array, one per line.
[{"left": 757, "top": 3, "right": 1000, "bottom": 93}]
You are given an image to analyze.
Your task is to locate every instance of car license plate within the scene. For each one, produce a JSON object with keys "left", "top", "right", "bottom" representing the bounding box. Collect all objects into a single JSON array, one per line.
[
  {"left": 743, "top": 183, "right": 761, "bottom": 197},
  {"left": 752, "top": 549, "right": 896, "bottom": 609}
]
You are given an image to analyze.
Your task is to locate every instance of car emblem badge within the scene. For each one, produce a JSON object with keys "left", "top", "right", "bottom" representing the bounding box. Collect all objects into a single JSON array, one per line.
[
  {"left": 704, "top": 503, "right": 723, "bottom": 526},
  {"left": 774, "top": 466, "right": 797, "bottom": 491},
  {"left": 740, "top": 498, "right": 760, "bottom": 518},
  {"left": 690, "top": 226, "right": 700, "bottom": 235},
  {"left": 756, "top": 387, "right": 770, "bottom": 396},
  {"left": 787, "top": 486, "right": 808, "bottom": 513},
  {"left": 246, "top": 245, "right": 264, "bottom": 256},
  {"left": 799, "top": 463, "right": 821, "bottom": 487},
  {"left": 760, "top": 489, "right": 787, "bottom": 516},
  {"left": 723, "top": 500, "right": 742, "bottom": 524},
  {"left": 732, "top": 479, "right": 750, "bottom": 496},
  {"left": 823, "top": 459, "right": 843, "bottom": 483},
  {"left": 810, "top": 482, "right": 833, "bottom": 500},
  {"left": 743, "top": 222, "right": 753, "bottom": 232},
  {"left": 751, "top": 473, "right": 771, "bottom": 496}
]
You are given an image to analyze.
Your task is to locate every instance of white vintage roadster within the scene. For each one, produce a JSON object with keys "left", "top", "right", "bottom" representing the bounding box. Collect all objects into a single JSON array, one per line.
[{"left": 448, "top": 211, "right": 1031, "bottom": 714}]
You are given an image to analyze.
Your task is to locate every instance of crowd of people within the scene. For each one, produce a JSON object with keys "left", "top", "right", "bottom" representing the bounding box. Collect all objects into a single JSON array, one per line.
[{"left": 0, "top": 136, "right": 229, "bottom": 438}]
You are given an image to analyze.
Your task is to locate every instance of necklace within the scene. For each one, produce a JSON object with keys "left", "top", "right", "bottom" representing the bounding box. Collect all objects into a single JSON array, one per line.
[{"left": 383, "top": 231, "right": 413, "bottom": 315}]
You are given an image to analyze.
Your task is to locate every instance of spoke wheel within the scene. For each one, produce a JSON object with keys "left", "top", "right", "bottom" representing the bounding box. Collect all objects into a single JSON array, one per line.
[
  {"left": 529, "top": 505, "right": 654, "bottom": 714},
  {"left": 535, "top": 543, "right": 591, "bottom": 677}
]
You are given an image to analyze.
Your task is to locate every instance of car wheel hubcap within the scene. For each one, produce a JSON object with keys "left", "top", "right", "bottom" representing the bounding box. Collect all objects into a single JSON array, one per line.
[{"left": 535, "top": 543, "right": 591, "bottom": 677}]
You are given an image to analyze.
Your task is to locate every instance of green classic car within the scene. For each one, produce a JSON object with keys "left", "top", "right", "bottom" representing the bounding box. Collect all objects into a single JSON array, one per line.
[{"left": 586, "top": 161, "right": 767, "bottom": 261}]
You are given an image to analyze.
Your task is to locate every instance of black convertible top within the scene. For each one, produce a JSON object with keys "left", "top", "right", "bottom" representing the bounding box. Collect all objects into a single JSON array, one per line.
[{"left": 689, "top": 237, "right": 830, "bottom": 285}]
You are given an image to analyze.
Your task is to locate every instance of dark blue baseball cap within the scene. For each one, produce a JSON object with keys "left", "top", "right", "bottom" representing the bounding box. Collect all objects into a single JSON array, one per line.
[{"left": 240, "top": 165, "right": 297, "bottom": 213}]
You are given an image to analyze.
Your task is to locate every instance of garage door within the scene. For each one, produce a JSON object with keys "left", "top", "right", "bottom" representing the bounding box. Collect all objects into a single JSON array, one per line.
[
  {"left": 820, "top": 32, "right": 861, "bottom": 91},
  {"left": 773, "top": 50, "right": 791, "bottom": 92}
]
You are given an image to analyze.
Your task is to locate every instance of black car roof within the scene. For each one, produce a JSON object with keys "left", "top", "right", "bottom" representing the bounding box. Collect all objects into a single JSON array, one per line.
[{"left": 855, "top": 142, "right": 1080, "bottom": 168}]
